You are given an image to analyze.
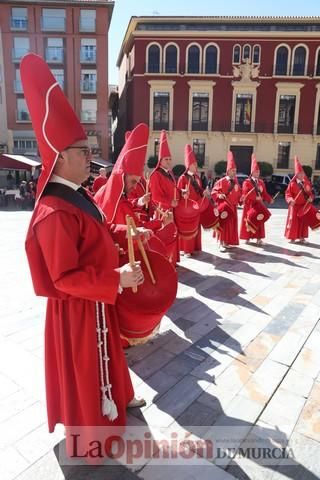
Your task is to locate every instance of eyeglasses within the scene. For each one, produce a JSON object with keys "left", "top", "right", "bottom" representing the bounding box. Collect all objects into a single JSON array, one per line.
[{"left": 65, "top": 146, "right": 92, "bottom": 157}]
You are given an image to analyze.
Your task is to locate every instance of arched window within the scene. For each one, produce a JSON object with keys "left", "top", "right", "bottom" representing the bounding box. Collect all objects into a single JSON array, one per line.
[
  {"left": 243, "top": 44, "right": 251, "bottom": 60},
  {"left": 253, "top": 45, "right": 260, "bottom": 64},
  {"left": 275, "top": 46, "right": 289, "bottom": 75},
  {"left": 165, "top": 45, "right": 177, "bottom": 73},
  {"left": 316, "top": 49, "right": 320, "bottom": 76},
  {"left": 205, "top": 45, "right": 218, "bottom": 74},
  {"left": 292, "top": 46, "right": 306, "bottom": 76},
  {"left": 187, "top": 45, "right": 200, "bottom": 74},
  {"left": 233, "top": 45, "right": 241, "bottom": 64},
  {"left": 147, "top": 44, "right": 160, "bottom": 73}
]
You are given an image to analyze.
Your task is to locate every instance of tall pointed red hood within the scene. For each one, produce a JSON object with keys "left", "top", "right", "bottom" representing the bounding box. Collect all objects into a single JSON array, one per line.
[
  {"left": 250, "top": 154, "right": 260, "bottom": 175},
  {"left": 226, "top": 151, "right": 237, "bottom": 172},
  {"left": 95, "top": 123, "right": 149, "bottom": 223},
  {"left": 20, "top": 54, "right": 87, "bottom": 201},
  {"left": 184, "top": 144, "right": 197, "bottom": 171},
  {"left": 155, "top": 130, "right": 172, "bottom": 169}
]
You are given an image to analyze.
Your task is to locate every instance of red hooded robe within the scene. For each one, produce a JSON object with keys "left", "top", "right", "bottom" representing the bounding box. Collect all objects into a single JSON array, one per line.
[{"left": 21, "top": 54, "right": 134, "bottom": 461}]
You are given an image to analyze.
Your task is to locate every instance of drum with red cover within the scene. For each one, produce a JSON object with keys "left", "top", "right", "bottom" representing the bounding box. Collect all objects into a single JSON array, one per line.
[
  {"left": 198, "top": 196, "right": 220, "bottom": 230},
  {"left": 297, "top": 203, "right": 320, "bottom": 230},
  {"left": 246, "top": 201, "right": 271, "bottom": 233},
  {"left": 116, "top": 249, "right": 178, "bottom": 346},
  {"left": 174, "top": 198, "right": 200, "bottom": 239},
  {"left": 216, "top": 200, "right": 235, "bottom": 230}
]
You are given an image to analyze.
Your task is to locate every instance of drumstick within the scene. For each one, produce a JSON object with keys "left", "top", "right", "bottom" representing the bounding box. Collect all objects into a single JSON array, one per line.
[
  {"left": 145, "top": 172, "right": 150, "bottom": 210},
  {"left": 272, "top": 191, "right": 280, "bottom": 201},
  {"left": 126, "top": 215, "right": 137, "bottom": 293},
  {"left": 129, "top": 217, "right": 156, "bottom": 285}
]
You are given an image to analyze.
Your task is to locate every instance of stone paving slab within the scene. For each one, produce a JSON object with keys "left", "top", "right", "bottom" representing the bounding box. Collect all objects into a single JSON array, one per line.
[{"left": 1, "top": 209, "right": 320, "bottom": 480}]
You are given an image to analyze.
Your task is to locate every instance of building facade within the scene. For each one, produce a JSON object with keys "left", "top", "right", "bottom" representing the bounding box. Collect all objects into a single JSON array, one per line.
[
  {"left": 0, "top": 0, "right": 114, "bottom": 161},
  {"left": 116, "top": 16, "right": 320, "bottom": 177}
]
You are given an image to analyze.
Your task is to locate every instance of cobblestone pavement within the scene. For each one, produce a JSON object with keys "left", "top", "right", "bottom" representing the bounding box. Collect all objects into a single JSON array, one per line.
[{"left": 1, "top": 209, "right": 320, "bottom": 480}]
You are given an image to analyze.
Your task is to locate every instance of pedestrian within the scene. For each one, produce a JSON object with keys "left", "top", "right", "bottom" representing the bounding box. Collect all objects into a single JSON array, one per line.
[{"left": 21, "top": 53, "right": 145, "bottom": 462}]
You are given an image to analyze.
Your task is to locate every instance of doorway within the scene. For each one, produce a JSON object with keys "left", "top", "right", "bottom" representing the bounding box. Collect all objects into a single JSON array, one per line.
[{"left": 230, "top": 145, "right": 253, "bottom": 175}]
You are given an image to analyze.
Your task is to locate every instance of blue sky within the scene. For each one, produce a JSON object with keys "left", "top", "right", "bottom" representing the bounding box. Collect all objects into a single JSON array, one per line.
[{"left": 108, "top": 0, "right": 320, "bottom": 84}]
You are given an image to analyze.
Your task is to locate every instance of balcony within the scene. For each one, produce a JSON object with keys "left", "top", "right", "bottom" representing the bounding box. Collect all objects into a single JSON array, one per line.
[
  {"left": 153, "top": 121, "right": 169, "bottom": 131},
  {"left": 46, "top": 47, "right": 64, "bottom": 63},
  {"left": 80, "top": 79, "right": 96, "bottom": 94},
  {"left": 17, "top": 110, "right": 31, "bottom": 122},
  {"left": 41, "top": 16, "right": 66, "bottom": 32},
  {"left": 14, "top": 80, "right": 23, "bottom": 93},
  {"left": 10, "top": 16, "right": 28, "bottom": 31},
  {"left": 234, "top": 122, "right": 251, "bottom": 133},
  {"left": 79, "top": 18, "right": 96, "bottom": 32},
  {"left": 277, "top": 124, "right": 294, "bottom": 134},
  {"left": 81, "top": 110, "right": 96, "bottom": 123},
  {"left": 80, "top": 48, "right": 96, "bottom": 64},
  {"left": 12, "top": 48, "right": 30, "bottom": 62},
  {"left": 191, "top": 121, "right": 208, "bottom": 132}
]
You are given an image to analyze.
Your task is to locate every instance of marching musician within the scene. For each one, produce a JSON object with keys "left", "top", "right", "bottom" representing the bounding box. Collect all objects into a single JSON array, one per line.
[
  {"left": 240, "top": 154, "right": 273, "bottom": 245},
  {"left": 95, "top": 124, "right": 175, "bottom": 260},
  {"left": 149, "top": 129, "right": 180, "bottom": 264},
  {"left": 177, "top": 144, "right": 207, "bottom": 256},
  {"left": 285, "top": 156, "right": 314, "bottom": 243},
  {"left": 20, "top": 54, "right": 147, "bottom": 462},
  {"left": 211, "top": 151, "right": 242, "bottom": 252}
]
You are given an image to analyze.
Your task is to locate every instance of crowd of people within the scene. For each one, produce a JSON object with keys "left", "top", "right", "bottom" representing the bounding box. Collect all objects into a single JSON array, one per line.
[{"left": 19, "top": 53, "right": 319, "bottom": 463}]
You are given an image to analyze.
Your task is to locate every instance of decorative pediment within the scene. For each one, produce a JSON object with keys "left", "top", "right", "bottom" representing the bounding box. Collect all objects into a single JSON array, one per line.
[{"left": 233, "top": 59, "right": 260, "bottom": 85}]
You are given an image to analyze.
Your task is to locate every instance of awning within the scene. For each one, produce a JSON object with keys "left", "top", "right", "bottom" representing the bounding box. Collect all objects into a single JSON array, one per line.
[
  {"left": 90, "top": 158, "right": 113, "bottom": 170},
  {"left": 0, "top": 154, "right": 41, "bottom": 171}
]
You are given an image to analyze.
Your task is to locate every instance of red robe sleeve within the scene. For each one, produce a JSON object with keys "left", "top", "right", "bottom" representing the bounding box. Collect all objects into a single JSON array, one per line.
[{"left": 34, "top": 211, "right": 120, "bottom": 304}]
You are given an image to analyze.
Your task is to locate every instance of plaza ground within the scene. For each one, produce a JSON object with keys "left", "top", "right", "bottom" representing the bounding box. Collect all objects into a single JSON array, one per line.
[{"left": 0, "top": 208, "right": 320, "bottom": 480}]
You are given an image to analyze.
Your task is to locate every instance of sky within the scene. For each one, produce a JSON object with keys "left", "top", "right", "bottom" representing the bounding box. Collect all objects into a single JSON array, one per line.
[{"left": 108, "top": 0, "right": 320, "bottom": 84}]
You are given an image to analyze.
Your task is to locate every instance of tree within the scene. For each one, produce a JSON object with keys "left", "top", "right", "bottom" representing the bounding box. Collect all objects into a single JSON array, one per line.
[
  {"left": 258, "top": 162, "right": 273, "bottom": 178},
  {"left": 172, "top": 164, "right": 185, "bottom": 178},
  {"left": 214, "top": 160, "right": 227, "bottom": 176},
  {"left": 147, "top": 155, "right": 158, "bottom": 169},
  {"left": 302, "top": 165, "right": 312, "bottom": 178}
]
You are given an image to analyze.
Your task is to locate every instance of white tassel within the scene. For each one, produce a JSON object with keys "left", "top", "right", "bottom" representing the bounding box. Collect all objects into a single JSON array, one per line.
[{"left": 102, "top": 397, "right": 118, "bottom": 421}]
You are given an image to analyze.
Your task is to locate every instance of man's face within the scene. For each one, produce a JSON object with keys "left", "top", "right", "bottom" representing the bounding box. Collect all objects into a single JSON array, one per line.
[
  {"left": 228, "top": 168, "right": 236, "bottom": 179},
  {"left": 99, "top": 168, "right": 106, "bottom": 177},
  {"left": 124, "top": 174, "right": 140, "bottom": 194},
  {"left": 252, "top": 170, "right": 260, "bottom": 179},
  {"left": 188, "top": 163, "right": 197, "bottom": 174},
  {"left": 58, "top": 140, "right": 92, "bottom": 184},
  {"left": 297, "top": 172, "right": 304, "bottom": 181},
  {"left": 160, "top": 157, "right": 172, "bottom": 170}
]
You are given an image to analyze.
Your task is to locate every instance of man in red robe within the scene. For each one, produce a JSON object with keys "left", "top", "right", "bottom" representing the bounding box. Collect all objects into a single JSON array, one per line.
[
  {"left": 177, "top": 144, "right": 206, "bottom": 256},
  {"left": 21, "top": 54, "right": 145, "bottom": 461},
  {"left": 211, "top": 151, "right": 242, "bottom": 252},
  {"left": 285, "top": 156, "right": 314, "bottom": 243},
  {"left": 149, "top": 130, "right": 180, "bottom": 264},
  {"left": 94, "top": 124, "right": 175, "bottom": 259},
  {"left": 92, "top": 167, "right": 108, "bottom": 194},
  {"left": 240, "top": 154, "right": 273, "bottom": 245}
]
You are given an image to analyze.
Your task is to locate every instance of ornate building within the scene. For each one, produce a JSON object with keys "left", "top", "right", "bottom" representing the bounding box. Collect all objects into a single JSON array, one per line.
[
  {"left": 116, "top": 16, "right": 320, "bottom": 177},
  {"left": 0, "top": 0, "right": 114, "bottom": 161}
]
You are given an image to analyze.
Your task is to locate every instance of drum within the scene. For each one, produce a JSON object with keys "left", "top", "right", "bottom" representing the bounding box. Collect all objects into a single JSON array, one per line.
[
  {"left": 198, "top": 197, "right": 220, "bottom": 230},
  {"left": 116, "top": 250, "right": 178, "bottom": 346},
  {"left": 297, "top": 203, "right": 320, "bottom": 230},
  {"left": 174, "top": 198, "right": 200, "bottom": 240},
  {"left": 217, "top": 200, "right": 235, "bottom": 229},
  {"left": 246, "top": 201, "right": 271, "bottom": 233}
]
